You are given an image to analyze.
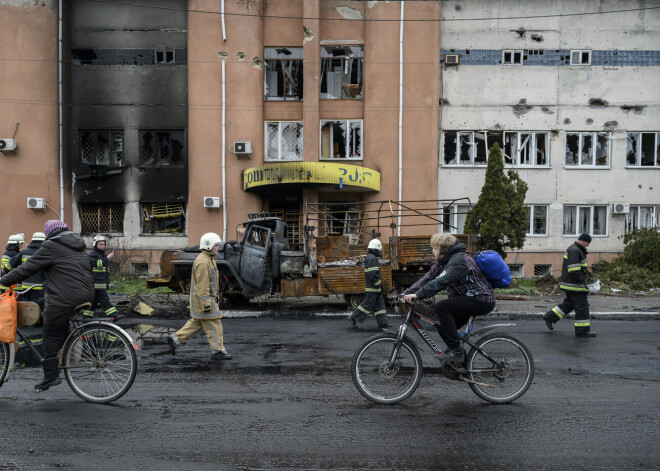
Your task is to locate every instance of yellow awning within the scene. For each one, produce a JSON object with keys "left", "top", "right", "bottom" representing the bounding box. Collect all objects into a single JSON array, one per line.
[{"left": 243, "top": 162, "right": 380, "bottom": 192}]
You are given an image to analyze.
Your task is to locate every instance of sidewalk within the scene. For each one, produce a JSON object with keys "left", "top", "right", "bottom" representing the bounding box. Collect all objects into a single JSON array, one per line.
[{"left": 114, "top": 292, "right": 660, "bottom": 321}]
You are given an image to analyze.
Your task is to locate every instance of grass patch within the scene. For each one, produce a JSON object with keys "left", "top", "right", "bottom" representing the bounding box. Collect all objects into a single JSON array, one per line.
[
  {"left": 495, "top": 278, "right": 543, "bottom": 296},
  {"left": 110, "top": 277, "right": 174, "bottom": 295}
]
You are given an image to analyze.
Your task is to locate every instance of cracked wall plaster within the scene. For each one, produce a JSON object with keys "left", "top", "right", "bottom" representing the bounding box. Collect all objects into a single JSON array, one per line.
[
  {"left": 252, "top": 56, "right": 263, "bottom": 70},
  {"left": 303, "top": 26, "right": 314, "bottom": 44},
  {"left": 335, "top": 5, "right": 362, "bottom": 20}
]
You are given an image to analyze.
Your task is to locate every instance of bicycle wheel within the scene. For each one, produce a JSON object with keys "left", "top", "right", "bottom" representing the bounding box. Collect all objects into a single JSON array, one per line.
[
  {"left": 351, "top": 333, "right": 423, "bottom": 405},
  {"left": 466, "top": 333, "right": 534, "bottom": 404},
  {"left": 0, "top": 342, "right": 10, "bottom": 388},
  {"left": 62, "top": 323, "right": 137, "bottom": 403}
]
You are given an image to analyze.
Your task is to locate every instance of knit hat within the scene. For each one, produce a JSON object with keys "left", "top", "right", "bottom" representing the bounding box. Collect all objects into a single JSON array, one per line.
[
  {"left": 44, "top": 220, "right": 70, "bottom": 238},
  {"left": 578, "top": 233, "right": 592, "bottom": 243}
]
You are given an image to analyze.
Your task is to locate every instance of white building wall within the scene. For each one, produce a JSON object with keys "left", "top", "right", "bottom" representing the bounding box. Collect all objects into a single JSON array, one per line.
[{"left": 438, "top": 0, "right": 660, "bottom": 274}]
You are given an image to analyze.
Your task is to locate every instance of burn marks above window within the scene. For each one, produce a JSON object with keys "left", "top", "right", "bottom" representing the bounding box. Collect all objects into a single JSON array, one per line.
[
  {"left": 71, "top": 49, "right": 187, "bottom": 66},
  {"left": 264, "top": 47, "right": 303, "bottom": 101},
  {"left": 321, "top": 46, "right": 363, "bottom": 99},
  {"left": 80, "top": 131, "right": 123, "bottom": 166},
  {"left": 141, "top": 203, "right": 186, "bottom": 235},
  {"left": 139, "top": 131, "right": 185, "bottom": 167}
]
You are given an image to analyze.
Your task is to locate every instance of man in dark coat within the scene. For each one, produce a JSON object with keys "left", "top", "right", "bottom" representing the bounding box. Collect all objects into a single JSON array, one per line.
[
  {"left": 10, "top": 232, "right": 46, "bottom": 303},
  {"left": 0, "top": 220, "right": 94, "bottom": 392},
  {"left": 84, "top": 234, "right": 117, "bottom": 318}
]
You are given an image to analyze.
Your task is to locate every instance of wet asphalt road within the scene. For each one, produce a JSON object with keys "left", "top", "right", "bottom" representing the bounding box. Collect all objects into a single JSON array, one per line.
[{"left": 1, "top": 317, "right": 659, "bottom": 471}]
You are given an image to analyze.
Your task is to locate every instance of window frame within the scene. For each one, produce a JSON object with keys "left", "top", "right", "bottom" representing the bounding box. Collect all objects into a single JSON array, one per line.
[
  {"left": 138, "top": 130, "right": 186, "bottom": 167},
  {"left": 441, "top": 203, "right": 472, "bottom": 234},
  {"left": 442, "top": 130, "right": 549, "bottom": 167},
  {"left": 565, "top": 132, "right": 611, "bottom": 168},
  {"left": 79, "top": 130, "right": 124, "bottom": 167},
  {"left": 626, "top": 205, "right": 660, "bottom": 233},
  {"left": 154, "top": 50, "right": 175, "bottom": 64},
  {"left": 570, "top": 49, "right": 592, "bottom": 65},
  {"left": 320, "top": 45, "right": 364, "bottom": 100},
  {"left": 319, "top": 119, "right": 363, "bottom": 160},
  {"left": 263, "top": 47, "right": 304, "bottom": 101},
  {"left": 503, "top": 131, "right": 550, "bottom": 167},
  {"left": 264, "top": 121, "right": 304, "bottom": 162},
  {"left": 525, "top": 204, "right": 549, "bottom": 236},
  {"left": 78, "top": 202, "right": 125, "bottom": 236},
  {"left": 625, "top": 132, "right": 660, "bottom": 167},
  {"left": 562, "top": 205, "right": 608, "bottom": 237},
  {"left": 502, "top": 50, "right": 523, "bottom": 65}
]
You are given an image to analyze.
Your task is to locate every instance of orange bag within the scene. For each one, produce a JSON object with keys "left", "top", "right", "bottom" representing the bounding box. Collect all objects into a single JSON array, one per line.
[{"left": 0, "top": 286, "right": 18, "bottom": 343}]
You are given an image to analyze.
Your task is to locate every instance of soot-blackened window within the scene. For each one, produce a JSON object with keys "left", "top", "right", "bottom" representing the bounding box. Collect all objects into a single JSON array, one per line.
[{"left": 139, "top": 131, "right": 185, "bottom": 167}]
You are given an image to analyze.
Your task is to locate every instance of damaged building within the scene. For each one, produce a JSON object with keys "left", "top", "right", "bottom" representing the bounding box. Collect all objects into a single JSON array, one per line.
[{"left": 0, "top": 0, "right": 658, "bottom": 277}]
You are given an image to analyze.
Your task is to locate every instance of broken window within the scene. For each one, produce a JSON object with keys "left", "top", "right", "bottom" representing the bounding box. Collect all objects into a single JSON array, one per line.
[
  {"left": 442, "top": 204, "right": 472, "bottom": 234},
  {"left": 626, "top": 206, "right": 660, "bottom": 232},
  {"left": 563, "top": 205, "right": 607, "bottom": 236},
  {"left": 526, "top": 205, "right": 548, "bottom": 236},
  {"left": 79, "top": 203, "right": 124, "bottom": 235},
  {"left": 320, "top": 46, "right": 363, "bottom": 99},
  {"left": 508, "top": 264, "right": 523, "bottom": 278},
  {"left": 264, "top": 47, "right": 303, "bottom": 101},
  {"left": 139, "top": 131, "right": 185, "bottom": 166},
  {"left": 502, "top": 50, "right": 523, "bottom": 65},
  {"left": 320, "top": 120, "right": 362, "bottom": 159},
  {"left": 503, "top": 132, "right": 549, "bottom": 166},
  {"left": 141, "top": 203, "right": 186, "bottom": 235},
  {"left": 71, "top": 49, "right": 98, "bottom": 65},
  {"left": 266, "top": 121, "right": 303, "bottom": 161},
  {"left": 565, "top": 132, "right": 610, "bottom": 167},
  {"left": 155, "top": 50, "right": 175, "bottom": 64},
  {"left": 80, "top": 131, "right": 123, "bottom": 166},
  {"left": 443, "top": 131, "right": 502, "bottom": 165},
  {"left": 626, "top": 132, "right": 660, "bottom": 167},
  {"left": 570, "top": 50, "right": 591, "bottom": 65},
  {"left": 534, "top": 264, "right": 552, "bottom": 277},
  {"left": 321, "top": 203, "right": 359, "bottom": 236}
]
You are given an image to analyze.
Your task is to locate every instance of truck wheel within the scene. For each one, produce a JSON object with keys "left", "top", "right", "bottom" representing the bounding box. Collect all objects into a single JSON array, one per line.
[{"left": 347, "top": 294, "right": 364, "bottom": 310}]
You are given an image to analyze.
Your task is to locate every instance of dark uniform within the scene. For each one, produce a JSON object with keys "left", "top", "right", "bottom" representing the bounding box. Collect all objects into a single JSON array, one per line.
[
  {"left": 349, "top": 248, "right": 389, "bottom": 329},
  {"left": 1, "top": 245, "right": 20, "bottom": 276},
  {"left": 543, "top": 241, "right": 593, "bottom": 336},
  {"left": 10, "top": 238, "right": 46, "bottom": 303},
  {"left": 85, "top": 246, "right": 117, "bottom": 318}
]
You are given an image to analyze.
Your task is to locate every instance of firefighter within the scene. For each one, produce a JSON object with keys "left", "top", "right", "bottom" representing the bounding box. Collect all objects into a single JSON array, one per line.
[
  {"left": 167, "top": 232, "right": 232, "bottom": 360},
  {"left": 84, "top": 234, "right": 117, "bottom": 318},
  {"left": 347, "top": 238, "right": 391, "bottom": 332},
  {"left": 10, "top": 232, "right": 46, "bottom": 303},
  {"left": 542, "top": 233, "right": 597, "bottom": 337},
  {"left": 2, "top": 234, "right": 24, "bottom": 276}
]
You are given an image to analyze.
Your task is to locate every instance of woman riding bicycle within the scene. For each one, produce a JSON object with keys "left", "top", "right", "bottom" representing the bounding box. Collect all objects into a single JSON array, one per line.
[
  {"left": 402, "top": 233, "right": 495, "bottom": 363},
  {"left": 0, "top": 220, "right": 94, "bottom": 392}
]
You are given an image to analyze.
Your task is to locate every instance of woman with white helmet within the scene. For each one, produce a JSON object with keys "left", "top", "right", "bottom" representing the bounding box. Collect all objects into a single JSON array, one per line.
[{"left": 167, "top": 232, "right": 232, "bottom": 360}]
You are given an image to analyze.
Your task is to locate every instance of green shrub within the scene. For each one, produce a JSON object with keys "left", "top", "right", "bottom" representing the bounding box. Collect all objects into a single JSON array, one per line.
[{"left": 622, "top": 227, "right": 660, "bottom": 272}]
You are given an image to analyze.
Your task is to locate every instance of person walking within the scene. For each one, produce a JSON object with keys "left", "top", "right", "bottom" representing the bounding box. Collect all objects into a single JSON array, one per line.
[
  {"left": 347, "top": 238, "right": 390, "bottom": 332},
  {"left": 0, "top": 220, "right": 94, "bottom": 392},
  {"left": 542, "top": 233, "right": 596, "bottom": 337},
  {"left": 9, "top": 232, "right": 47, "bottom": 304},
  {"left": 84, "top": 234, "right": 117, "bottom": 319},
  {"left": 167, "top": 232, "right": 232, "bottom": 360},
  {"left": 402, "top": 233, "right": 495, "bottom": 362}
]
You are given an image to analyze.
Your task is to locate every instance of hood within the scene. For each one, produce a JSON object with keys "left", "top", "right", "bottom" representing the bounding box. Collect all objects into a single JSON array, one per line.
[
  {"left": 27, "top": 241, "right": 43, "bottom": 250},
  {"left": 438, "top": 242, "right": 466, "bottom": 263},
  {"left": 49, "top": 231, "right": 87, "bottom": 252},
  {"left": 5, "top": 244, "right": 20, "bottom": 253}
]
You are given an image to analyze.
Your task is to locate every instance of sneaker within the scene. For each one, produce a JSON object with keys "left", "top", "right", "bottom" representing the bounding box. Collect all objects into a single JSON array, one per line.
[
  {"left": 542, "top": 315, "right": 554, "bottom": 331},
  {"left": 446, "top": 347, "right": 466, "bottom": 363},
  {"left": 576, "top": 331, "right": 597, "bottom": 338},
  {"left": 167, "top": 336, "right": 177, "bottom": 356},
  {"left": 212, "top": 350, "right": 232, "bottom": 361},
  {"left": 34, "top": 376, "right": 61, "bottom": 393}
]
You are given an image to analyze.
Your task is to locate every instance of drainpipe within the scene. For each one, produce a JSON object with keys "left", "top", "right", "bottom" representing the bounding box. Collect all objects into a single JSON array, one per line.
[
  {"left": 397, "top": 1, "right": 404, "bottom": 236},
  {"left": 58, "top": 0, "right": 64, "bottom": 221},
  {"left": 221, "top": 0, "right": 227, "bottom": 241}
]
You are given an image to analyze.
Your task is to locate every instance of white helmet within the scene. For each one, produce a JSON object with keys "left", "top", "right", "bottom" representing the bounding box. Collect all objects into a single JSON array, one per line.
[
  {"left": 32, "top": 232, "right": 46, "bottom": 242},
  {"left": 587, "top": 279, "right": 601, "bottom": 294},
  {"left": 8, "top": 234, "right": 23, "bottom": 244},
  {"left": 93, "top": 234, "right": 107, "bottom": 247},
  {"left": 200, "top": 232, "right": 222, "bottom": 251},
  {"left": 367, "top": 239, "right": 382, "bottom": 251}
]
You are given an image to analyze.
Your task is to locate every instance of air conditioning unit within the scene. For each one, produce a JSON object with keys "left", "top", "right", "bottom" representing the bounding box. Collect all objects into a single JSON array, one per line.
[
  {"left": 612, "top": 203, "right": 630, "bottom": 215},
  {"left": 233, "top": 141, "right": 252, "bottom": 154},
  {"left": 203, "top": 196, "right": 221, "bottom": 208},
  {"left": 27, "top": 197, "right": 46, "bottom": 209},
  {"left": 445, "top": 54, "right": 460, "bottom": 65},
  {"left": 0, "top": 139, "right": 17, "bottom": 151}
]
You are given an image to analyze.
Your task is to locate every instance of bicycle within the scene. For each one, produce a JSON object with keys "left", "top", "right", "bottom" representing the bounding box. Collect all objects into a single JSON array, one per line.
[
  {"left": 351, "top": 296, "right": 534, "bottom": 405},
  {"left": 0, "top": 286, "right": 138, "bottom": 403}
]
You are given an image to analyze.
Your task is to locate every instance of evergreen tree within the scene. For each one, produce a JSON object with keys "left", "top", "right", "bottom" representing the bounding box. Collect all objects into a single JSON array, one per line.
[{"left": 464, "top": 142, "right": 529, "bottom": 258}]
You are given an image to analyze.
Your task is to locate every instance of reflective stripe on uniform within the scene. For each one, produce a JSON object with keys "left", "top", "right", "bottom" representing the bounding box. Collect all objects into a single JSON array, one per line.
[
  {"left": 358, "top": 305, "right": 370, "bottom": 314},
  {"left": 105, "top": 307, "right": 117, "bottom": 315},
  {"left": 374, "top": 310, "right": 386, "bottom": 315},
  {"left": 364, "top": 267, "right": 379, "bottom": 272},
  {"left": 374, "top": 280, "right": 381, "bottom": 286},
  {"left": 94, "top": 284, "right": 107, "bottom": 289},
  {"left": 365, "top": 288, "right": 381, "bottom": 292},
  {"left": 559, "top": 283, "right": 589, "bottom": 292},
  {"left": 552, "top": 307, "right": 565, "bottom": 319},
  {"left": 575, "top": 321, "right": 591, "bottom": 327}
]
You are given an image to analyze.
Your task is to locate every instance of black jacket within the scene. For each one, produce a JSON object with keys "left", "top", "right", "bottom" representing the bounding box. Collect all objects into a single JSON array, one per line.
[
  {"left": 0, "top": 231, "right": 94, "bottom": 314},
  {"left": 1, "top": 245, "right": 20, "bottom": 275},
  {"left": 89, "top": 247, "right": 110, "bottom": 290},
  {"left": 559, "top": 242, "right": 589, "bottom": 293},
  {"left": 363, "top": 249, "right": 382, "bottom": 293},
  {"left": 10, "top": 241, "right": 45, "bottom": 287}
]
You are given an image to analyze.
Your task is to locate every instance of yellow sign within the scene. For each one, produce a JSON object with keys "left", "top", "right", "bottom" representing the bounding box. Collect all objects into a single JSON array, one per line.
[{"left": 243, "top": 162, "right": 380, "bottom": 192}]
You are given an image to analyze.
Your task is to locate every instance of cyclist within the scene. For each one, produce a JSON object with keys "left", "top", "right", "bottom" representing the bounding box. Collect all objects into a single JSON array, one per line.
[
  {"left": 0, "top": 220, "right": 94, "bottom": 392},
  {"left": 402, "top": 233, "right": 495, "bottom": 362}
]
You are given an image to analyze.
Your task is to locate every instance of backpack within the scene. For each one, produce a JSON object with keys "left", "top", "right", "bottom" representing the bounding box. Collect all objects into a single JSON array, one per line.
[{"left": 474, "top": 251, "right": 511, "bottom": 288}]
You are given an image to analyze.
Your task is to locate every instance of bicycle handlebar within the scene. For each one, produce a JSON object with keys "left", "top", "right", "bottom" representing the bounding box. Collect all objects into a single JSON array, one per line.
[{"left": 15, "top": 284, "right": 44, "bottom": 296}]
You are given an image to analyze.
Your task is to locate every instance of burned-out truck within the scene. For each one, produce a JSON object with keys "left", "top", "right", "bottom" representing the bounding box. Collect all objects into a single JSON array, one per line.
[{"left": 147, "top": 200, "right": 475, "bottom": 306}]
